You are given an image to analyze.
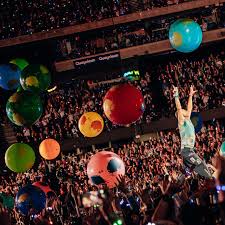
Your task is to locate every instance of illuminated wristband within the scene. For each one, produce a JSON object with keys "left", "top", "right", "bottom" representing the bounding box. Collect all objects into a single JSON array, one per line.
[
  {"left": 216, "top": 185, "right": 225, "bottom": 192},
  {"left": 174, "top": 95, "right": 179, "bottom": 99}
]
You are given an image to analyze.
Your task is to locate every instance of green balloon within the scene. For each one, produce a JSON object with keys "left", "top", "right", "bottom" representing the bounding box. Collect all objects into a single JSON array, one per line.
[
  {"left": 10, "top": 58, "right": 29, "bottom": 71},
  {"left": 6, "top": 91, "right": 43, "bottom": 126},
  {"left": 5, "top": 143, "right": 35, "bottom": 173},
  {"left": 20, "top": 64, "right": 51, "bottom": 92}
]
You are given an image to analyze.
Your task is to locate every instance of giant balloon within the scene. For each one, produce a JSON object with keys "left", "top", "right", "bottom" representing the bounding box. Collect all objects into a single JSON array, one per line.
[
  {"left": 5, "top": 143, "right": 35, "bottom": 173},
  {"left": 220, "top": 142, "right": 225, "bottom": 157},
  {"left": 103, "top": 83, "right": 144, "bottom": 125},
  {"left": 79, "top": 112, "right": 104, "bottom": 137},
  {"left": 10, "top": 58, "right": 29, "bottom": 71},
  {"left": 6, "top": 91, "right": 43, "bottom": 126},
  {"left": 39, "top": 138, "right": 60, "bottom": 160},
  {"left": 87, "top": 151, "right": 125, "bottom": 188},
  {"left": 15, "top": 185, "right": 46, "bottom": 216},
  {"left": 20, "top": 64, "right": 51, "bottom": 92},
  {"left": 0, "top": 64, "right": 21, "bottom": 90},
  {"left": 169, "top": 18, "right": 202, "bottom": 53},
  {"left": 191, "top": 112, "right": 203, "bottom": 133}
]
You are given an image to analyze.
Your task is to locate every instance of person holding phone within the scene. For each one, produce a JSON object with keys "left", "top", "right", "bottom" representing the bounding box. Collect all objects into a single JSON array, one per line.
[{"left": 173, "top": 85, "right": 211, "bottom": 179}]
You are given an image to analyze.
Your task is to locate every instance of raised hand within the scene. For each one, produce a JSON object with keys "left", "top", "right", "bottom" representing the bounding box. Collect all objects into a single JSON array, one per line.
[
  {"left": 116, "top": 175, "right": 127, "bottom": 193},
  {"left": 189, "top": 85, "right": 197, "bottom": 96},
  {"left": 172, "top": 85, "right": 179, "bottom": 98}
]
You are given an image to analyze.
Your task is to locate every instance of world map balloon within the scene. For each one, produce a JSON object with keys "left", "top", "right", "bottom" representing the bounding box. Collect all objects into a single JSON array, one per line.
[
  {"left": 191, "top": 112, "right": 203, "bottom": 133},
  {"left": 220, "top": 142, "right": 225, "bottom": 157},
  {"left": 78, "top": 112, "right": 104, "bottom": 137},
  {"left": 103, "top": 83, "right": 145, "bottom": 125},
  {"left": 169, "top": 18, "right": 202, "bottom": 53},
  {"left": 15, "top": 185, "right": 46, "bottom": 216},
  {"left": 10, "top": 58, "right": 29, "bottom": 71},
  {"left": 6, "top": 91, "right": 43, "bottom": 126},
  {"left": 5, "top": 143, "right": 35, "bottom": 173},
  {"left": 39, "top": 138, "right": 60, "bottom": 160},
  {"left": 20, "top": 64, "right": 51, "bottom": 92},
  {"left": 0, "top": 64, "right": 21, "bottom": 90},
  {"left": 87, "top": 151, "right": 125, "bottom": 188}
]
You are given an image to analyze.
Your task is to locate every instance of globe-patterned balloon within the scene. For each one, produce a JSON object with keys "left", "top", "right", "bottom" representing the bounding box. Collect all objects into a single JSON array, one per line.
[
  {"left": 191, "top": 112, "right": 203, "bottom": 133},
  {"left": 10, "top": 58, "right": 29, "bottom": 71},
  {"left": 6, "top": 91, "right": 43, "bottom": 126},
  {"left": 0, "top": 64, "right": 21, "bottom": 90},
  {"left": 20, "top": 64, "right": 51, "bottom": 92},
  {"left": 87, "top": 151, "right": 125, "bottom": 188},
  {"left": 220, "top": 142, "right": 225, "bottom": 157},
  {"left": 103, "top": 83, "right": 145, "bottom": 125},
  {"left": 169, "top": 18, "right": 202, "bottom": 53},
  {"left": 78, "top": 112, "right": 104, "bottom": 137},
  {"left": 15, "top": 185, "right": 46, "bottom": 216}
]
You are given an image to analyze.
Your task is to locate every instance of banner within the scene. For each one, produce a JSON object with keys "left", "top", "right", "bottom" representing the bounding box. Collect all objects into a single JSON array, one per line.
[{"left": 73, "top": 52, "right": 120, "bottom": 67}]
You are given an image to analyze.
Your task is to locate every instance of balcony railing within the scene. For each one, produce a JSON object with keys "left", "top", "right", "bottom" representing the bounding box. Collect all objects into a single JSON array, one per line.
[{"left": 0, "top": 0, "right": 224, "bottom": 47}]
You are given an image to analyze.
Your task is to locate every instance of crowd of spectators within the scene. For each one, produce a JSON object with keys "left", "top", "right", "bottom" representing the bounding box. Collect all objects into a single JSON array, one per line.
[
  {"left": 0, "top": 118, "right": 224, "bottom": 224},
  {"left": 0, "top": 0, "right": 196, "bottom": 40},
  {"left": 9, "top": 48, "right": 224, "bottom": 146},
  {"left": 157, "top": 51, "right": 225, "bottom": 117},
  {"left": 56, "top": 5, "right": 223, "bottom": 61}
]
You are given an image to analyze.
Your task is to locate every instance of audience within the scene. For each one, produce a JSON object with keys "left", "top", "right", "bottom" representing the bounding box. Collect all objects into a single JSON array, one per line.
[
  {"left": 8, "top": 48, "right": 223, "bottom": 146},
  {"left": 0, "top": 1, "right": 224, "bottom": 224},
  {"left": 56, "top": 5, "right": 223, "bottom": 61},
  {"left": 0, "top": 119, "right": 224, "bottom": 224},
  {"left": 0, "top": 0, "right": 198, "bottom": 40},
  {"left": 158, "top": 52, "right": 225, "bottom": 117}
]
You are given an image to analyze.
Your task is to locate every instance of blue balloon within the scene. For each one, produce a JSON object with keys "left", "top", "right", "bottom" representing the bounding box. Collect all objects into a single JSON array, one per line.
[
  {"left": 220, "top": 142, "right": 225, "bottom": 157},
  {"left": 0, "top": 64, "right": 21, "bottom": 90},
  {"left": 15, "top": 185, "right": 46, "bottom": 216},
  {"left": 169, "top": 18, "right": 203, "bottom": 53},
  {"left": 191, "top": 112, "right": 203, "bottom": 133}
]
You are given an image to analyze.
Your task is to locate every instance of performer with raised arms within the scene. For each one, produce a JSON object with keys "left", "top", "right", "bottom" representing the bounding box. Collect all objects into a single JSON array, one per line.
[{"left": 173, "top": 85, "right": 211, "bottom": 179}]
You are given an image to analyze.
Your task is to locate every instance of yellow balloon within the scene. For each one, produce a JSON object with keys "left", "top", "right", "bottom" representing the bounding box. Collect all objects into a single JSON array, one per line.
[{"left": 78, "top": 112, "right": 104, "bottom": 137}]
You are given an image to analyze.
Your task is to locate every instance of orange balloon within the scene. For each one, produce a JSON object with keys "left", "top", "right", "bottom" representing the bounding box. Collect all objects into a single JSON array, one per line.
[{"left": 39, "top": 139, "right": 60, "bottom": 160}]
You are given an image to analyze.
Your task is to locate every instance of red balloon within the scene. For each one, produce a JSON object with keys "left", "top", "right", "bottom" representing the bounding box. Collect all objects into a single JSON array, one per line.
[
  {"left": 87, "top": 151, "right": 125, "bottom": 189},
  {"left": 103, "top": 83, "right": 144, "bottom": 125},
  {"left": 32, "top": 182, "right": 52, "bottom": 194}
]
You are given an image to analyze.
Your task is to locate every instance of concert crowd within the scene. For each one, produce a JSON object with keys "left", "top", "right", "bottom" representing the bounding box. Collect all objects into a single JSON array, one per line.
[
  {"left": 0, "top": 118, "right": 224, "bottom": 225},
  {"left": 0, "top": 0, "right": 196, "bottom": 40},
  {"left": 56, "top": 5, "right": 225, "bottom": 61},
  {"left": 7, "top": 48, "right": 224, "bottom": 146}
]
